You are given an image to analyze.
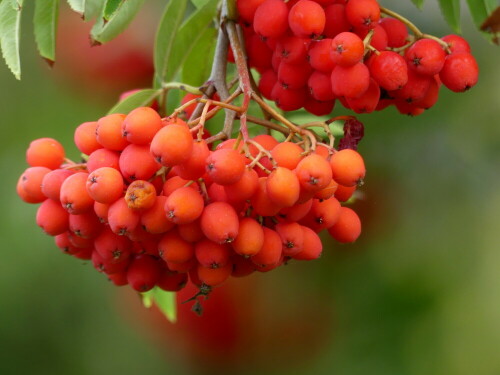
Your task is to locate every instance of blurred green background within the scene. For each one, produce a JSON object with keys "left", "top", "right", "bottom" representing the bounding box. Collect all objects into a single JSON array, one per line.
[{"left": 1, "top": 1, "right": 500, "bottom": 374}]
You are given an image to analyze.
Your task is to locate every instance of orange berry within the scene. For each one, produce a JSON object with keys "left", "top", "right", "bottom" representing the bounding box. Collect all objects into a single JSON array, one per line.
[
  {"left": 334, "top": 184, "right": 356, "bottom": 202},
  {"left": 275, "top": 222, "right": 304, "bottom": 256},
  {"left": 197, "top": 263, "right": 232, "bottom": 286},
  {"left": 207, "top": 183, "right": 229, "bottom": 203},
  {"left": 292, "top": 226, "right": 323, "bottom": 260},
  {"left": 127, "top": 255, "right": 161, "bottom": 292},
  {"left": 314, "top": 179, "right": 338, "bottom": 200},
  {"left": 157, "top": 269, "right": 188, "bottom": 292},
  {"left": 249, "top": 134, "right": 279, "bottom": 156},
  {"left": 125, "top": 180, "right": 156, "bottom": 210},
  {"left": 108, "top": 198, "right": 140, "bottom": 235},
  {"left": 122, "top": 107, "right": 162, "bottom": 145},
  {"left": 150, "top": 124, "right": 193, "bottom": 167},
  {"left": 224, "top": 167, "right": 259, "bottom": 203},
  {"left": 173, "top": 140, "right": 210, "bottom": 180},
  {"left": 232, "top": 217, "right": 264, "bottom": 257},
  {"left": 251, "top": 227, "right": 282, "bottom": 269},
  {"left": 200, "top": 202, "right": 239, "bottom": 244},
  {"left": 16, "top": 175, "right": 40, "bottom": 203},
  {"left": 301, "top": 197, "right": 341, "bottom": 232},
  {"left": 270, "top": 141, "right": 304, "bottom": 169},
  {"left": 165, "top": 187, "right": 205, "bottom": 225},
  {"left": 279, "top": 199, "right": 313, "bottom": 222},
  {"left": 250, "top": 177, "right": 283, "bottom": 217},
  {"left": 295, "top": 154, "right": 333, "bottom": 192},
  {"left": 36, "top": 199, "right": 69, "bottom": 236},
  {"left": 177, "top": 219, "right": 205, "bottom": 243},
  {"left": 60, "top": 172, "right": 94, "bottom": 214},
  {"left": 94, "top": 226, "right": 132, "bottom": 262},
  {"left": 330, "top": 149, "right": 366, "bottom": 186},
  {"left": 20, "top": 167, "right": 51, "bottom": 202},
  {"left": 69, "top": 211, "right": 102, "bottom": 239},
  {"left": 140, "top": 196, "right": 175, "bottom": 234},
  {"left": 195, "top": 239, "right": 231, "bottom": 268},
  {"left": 119, "top": 144, "right": 161, "bottom": 182},
  {"left": 266, "top": 167, "right": 300, "bottom": 207},
  {"left": 86, "top": 148, "right": 120, "bottom": 173},
  {"left": 41, "top": 169, "right": 74, "bottom": 201},
  {"left": 26, "top": 138, "right": 65, "bottom": 170},
  {"left": 159, "top": 230, "right": 194, "bottom": 264},
  {"left": 86, "top": 167, "right": 124, "bottom": 204},
  {"left": 206, "top": 149, "right": 246, "bottom": 185},
  {"left": 74, "top": 122, "right": 101, "bottom": 155},
  {"left": 327, "top": 207, "right": 361, "bottom": 243},
  {"left": 96, "top": 113, "right": 129, "bottom": 151},
  {"left": 94, "top": 201, "right": 110, "bottom": 223}
]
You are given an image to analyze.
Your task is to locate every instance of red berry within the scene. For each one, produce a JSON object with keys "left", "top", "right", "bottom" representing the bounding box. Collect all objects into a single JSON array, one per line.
[
  {"left": 439, "top": 53, "right": 479, "bottom": 93},
  {"left": 288, "top": 0, "right": 326, "bottom": 38}
]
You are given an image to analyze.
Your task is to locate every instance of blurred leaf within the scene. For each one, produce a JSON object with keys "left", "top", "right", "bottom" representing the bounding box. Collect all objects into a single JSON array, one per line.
[
  {"left": 34, "top": 0, "right": 59, "bottom": 63},
  {"left": 108, "top": 89, "right": 162, "bottom": 114},
  {"left": 0, "top": 0, "right": 24, "bottom": 79},
  {"left": 90, "top": 0, "right": 144, "bottom": 44},
  {"left": 103, "top": 0, "right": 123, "bottom": 21},
  {"left": 466, "top": 0, "right": 493, "bottom": 28},
  {"left": 84, "top": 0, "right": 102, "bottom": 20},
  {"left": 153, "top": 288, "right": 177, "bottom": 323},
  {"left": 437, "top": 0, "right": 461, "bottom": 33},
  {"left": 154, "top": 0, "right": 189, "bottom": 88},
  {"left": 164, "top": 0, "right": 218, "bottom": 82},
  {"left": 181, "top": 26, "right": 217, "bottom": 86},
  {"left": 191, "top": 0, "right": 209, "bottom": 8},
  {"left": 8, "top": 0, "right": 22, "bottom": 10},
  {"left": 141, "top": 290, "right": 154, "bottom": 308},
  {"left": 410, "top": 0, "right": 425, "bottom": 10},
  {"left": 66, "top": 0, "right": 84, "bottom": 14}
]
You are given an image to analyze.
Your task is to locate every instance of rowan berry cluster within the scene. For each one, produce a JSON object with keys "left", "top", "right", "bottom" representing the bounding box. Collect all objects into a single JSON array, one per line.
[
  {"left": 237, "top": 0, "right": 479, "bottom": 116},
  {"left": 17, "top": 106, "right": 365, "bottom": 295}
]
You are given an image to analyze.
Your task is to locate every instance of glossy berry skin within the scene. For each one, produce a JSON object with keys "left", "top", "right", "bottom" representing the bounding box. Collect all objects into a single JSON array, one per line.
[
  {"left": 369, "top": 51, "right": 408, "bottom": 91},
  {"left": 331, "top": 62, "right": 370, "bottom": 98},
  {"left": 330, "top": 149, "right": 366, "bottom": 187},
  {"left": 379, "top": 17, "right": 408, "bottom": 48},
  {"left": 60, "top": 172, "right": 94, "bottom": 215},
  {"left": 26, "top": 138, "right": 65, "bottom": 170},
  {"left": 441, "top": 34, "right": 471, "bottom": 54},
  {"left": 126, "top": 255, "right": 161, "bottom": 292},
  {"left": 206, "top": 149, "right": 246, "bottom": 185},
  {"left": 327, "top": 207, "right": 361, "bottom": 243},
  {"left": 74, "top": 122, "right": 101, "bottom": 155},
  {"left": 150, "top": 124, "right": 193, "bottom": 167},
  {"left": 345, "top": 0, "right": 380, "bottom": 31},
  {"left": 331, "top": 32, "right": 364, "bottom": 67},
  {"left": 323, "top": 4, "right": 350, "bottom": 38},
  {"left": 288, "top": 0, "right": 326, "bottom": 38},
  {"left": 201, "top": 202, "right": 239, "bottom": 244},
  {"left": 405, "top": 39, "right": 446, "bottom": 77},
  {"left": 36, "top": 199, "right": 69, "bottom": 236},
  {"left": 41, "top": 169, "right": 74, "bottom": 201},
  {"left": 254, "top": 0, "right": 289, "bottom": 39},
  {"left": 308, "top": 39, "right": 335, "bottom": 72},
  {"left": 237, "top": 0, "right": 266, "bottom": 23},
  {"left": 122, "top": 107, "right": 162, "bottom": 145},
  {"left": 292, "top": 226, "right": 322, "bottom": 260},
  {"left": 96, "top": 114, "right": 128, "bottom": 151},
  {"left": 439, "top": 53, "right": 479, "bottom": 93}
]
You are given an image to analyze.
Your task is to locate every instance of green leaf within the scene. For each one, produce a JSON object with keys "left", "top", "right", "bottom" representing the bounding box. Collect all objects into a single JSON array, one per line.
[
  {"left": 181, "top": 26, "right": 217, "bottom": 86},
  {"left": 90, "top": 0, "right": 145, "bottom": 43},
  {"left": 141, "top": 290, "right": 154, "bottom": 308},
  {"left": 466, "top": 0, "right": 492, "bottom": 28},
  {"left": 153, "top": 0, "right": 189, "bottom": 88},
  {"left": 108, "top": 89, "right": 162, "bottom": 114},
  {"left": 0, "top": 0, "right": 24, "bottom": 79},
  {"left": 84, "top": 0, "right": 102, "bottom": 21},
  {"left": 161, "top": 0, "right": 219, "bottom": 84},
  {"left": 153, "top": 288, "right": 177, "bottom": 323},
  {"left": 191, "top": 0, "right": 209, "bottom": 8},
  {"left": 437, "top": 0, "right": 461, "bottom": 33},
  {"left": 8, "top": 0, "right": 22, "bottom": 10},
  {"left": 103, "top": 0, "right": 123, "bottom": 21},
  {"left": 410, "top": 0, "right": 425, "bottom": 10},
  {"left": 34, "top": 0, "right": 59, "bottom": 63},
  {"left": 67, "top": 0, "right": 84, "bottom": 14}
]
